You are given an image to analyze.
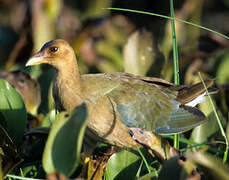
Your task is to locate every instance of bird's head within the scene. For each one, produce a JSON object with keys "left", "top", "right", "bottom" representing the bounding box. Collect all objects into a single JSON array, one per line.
[{"left": 26, "top": 39, "right": 76, "bottom": 69}]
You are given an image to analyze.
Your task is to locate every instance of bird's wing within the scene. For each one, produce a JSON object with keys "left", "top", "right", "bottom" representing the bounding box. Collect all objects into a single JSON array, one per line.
[
  {"left": 106, "top": 81, "right": 206, "bottom": 134},
  {"left": 82, "top": 73, "right": 206, "bottom": 134},
  {"left": 155, "top": 105, "right": 206, "bottom": 134},
  {"left": 109, "top": 85, "right": 174, "bottom": 131}
]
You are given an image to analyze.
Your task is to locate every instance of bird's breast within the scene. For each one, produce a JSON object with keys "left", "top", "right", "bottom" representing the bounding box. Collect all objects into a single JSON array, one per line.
[{"left": 54, "top": 74, "right": 84, "bottom": 112}]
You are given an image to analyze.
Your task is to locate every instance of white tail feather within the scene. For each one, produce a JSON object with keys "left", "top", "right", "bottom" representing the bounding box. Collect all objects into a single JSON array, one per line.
[{"left": 185, "top": 92, "right": 206, "bottom": 107}]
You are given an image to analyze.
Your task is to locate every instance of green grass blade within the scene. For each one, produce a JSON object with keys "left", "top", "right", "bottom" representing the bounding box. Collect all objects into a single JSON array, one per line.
[
  {"left": 170, "top": 0, "right": 179, "bottom": 85},
  {"left": 169, "top": 0, "right": 180, "bottom": 149},
  {"left": 137, "top": 148, "right": 151, "bottom": 174},
  {"left": 198, "top": 72, "right": 229, "bottom": 163},
  {"left": 106, "top": 7, "right": 229, "bottom": 40}
]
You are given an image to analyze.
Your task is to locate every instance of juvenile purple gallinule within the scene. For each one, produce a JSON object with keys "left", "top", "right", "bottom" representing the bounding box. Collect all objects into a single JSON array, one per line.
[
  {"left": 0, "top": 70, "right": 41, "bottom": 115},
  {"left": 26, "top": 39, "right": 213, "bottom": 154}
]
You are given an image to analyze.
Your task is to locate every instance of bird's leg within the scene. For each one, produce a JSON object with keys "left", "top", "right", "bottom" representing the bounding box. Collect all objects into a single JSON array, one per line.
[{"left": 129, "top": 128, "right": 171, "bottom": 161}]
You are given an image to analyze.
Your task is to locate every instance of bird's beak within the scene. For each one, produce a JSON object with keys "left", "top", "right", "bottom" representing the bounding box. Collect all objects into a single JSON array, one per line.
[{"left": 26, "top": 52, "right": 50, "bottom": 67}]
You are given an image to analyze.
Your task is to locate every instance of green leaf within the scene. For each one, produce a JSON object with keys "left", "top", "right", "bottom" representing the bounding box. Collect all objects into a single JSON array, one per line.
[
  {"left": 137, "top": 171, "right": 157, "bottom": 180},
  {"left": 36, "top": 68, "right": 55, "bottom": 113},
  {"left": 41, "top": 109, "right": 56, "bottom": 127},
  {"left": 105, "top": 150, "right": 141, "bottom": 180},
  {"left": 190, "top": 99, "right": 226, "bottom": 143},
  {"left": 216, "top": 53, "right": 229, "bottom": 84},
  {"left": 0, "top": 79, "right": 27, "bottom": 145},
  {"left": 123, "top": 29, "right": 162, "bottom": 76},
  {"left": 42, "top": 103, "right": 88, "bottom": 176}
]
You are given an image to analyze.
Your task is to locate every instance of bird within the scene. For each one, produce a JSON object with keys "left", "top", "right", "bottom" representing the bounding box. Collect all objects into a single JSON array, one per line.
[
  {"left": 25, "top": 39, "right": 214, "bottom": 157},
  {"left": 0, "top": 70, "right": 41, "bottom": 115}
]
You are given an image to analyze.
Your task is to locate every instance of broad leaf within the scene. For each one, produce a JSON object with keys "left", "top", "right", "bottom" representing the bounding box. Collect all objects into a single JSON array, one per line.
[
  {"left": 0, "top": 79, "right": 27, "bottom": 145},
  {"left": 105, "top": 150, "right": 141, "bottom": 180},
  {"left": 42, "top": 103, "right": 88, "bottom": 176},
  {"left": 123, "top": 29, "right": 162, "bottom": 76},
  {"left": 41, "top": 109, "right": 56, "bottom": 127},
  {"left": 190, "top": 98, "right": 225, "bottom": 143},
  {"left": 216, "top": 53, "right": 229, "bottom": 84}
]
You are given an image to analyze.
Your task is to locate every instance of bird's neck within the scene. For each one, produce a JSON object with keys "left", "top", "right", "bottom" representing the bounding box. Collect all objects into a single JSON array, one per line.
[
  {"left": 57, "top": 60, "right": 81, "bottom": 84},
  {"left": 55, "top": 59, "right": 84, "bottom": 111}
]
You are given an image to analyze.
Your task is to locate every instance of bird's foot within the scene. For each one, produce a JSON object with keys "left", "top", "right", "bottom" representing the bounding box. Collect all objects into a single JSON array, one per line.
[{"left": 129, "top": 127, "right": 172, "bottom": 161}]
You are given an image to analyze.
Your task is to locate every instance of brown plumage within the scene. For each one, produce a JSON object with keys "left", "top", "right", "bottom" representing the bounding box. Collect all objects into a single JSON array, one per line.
[
  {"left": 26, "top": 39, "right": 214, "bottom": 155},
  {"left": 0, "top": 70, "right": 41, "bottom": 115}
]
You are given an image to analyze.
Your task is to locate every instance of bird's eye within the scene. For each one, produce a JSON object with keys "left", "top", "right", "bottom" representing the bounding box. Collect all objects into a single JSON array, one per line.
[{"left": 49, "top": 47, "right": 59, "bottom": 53}]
